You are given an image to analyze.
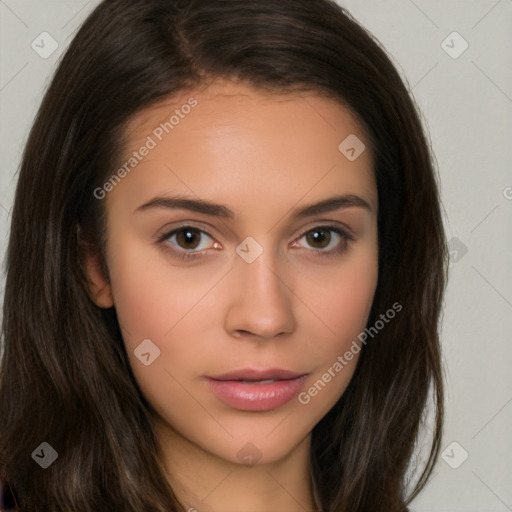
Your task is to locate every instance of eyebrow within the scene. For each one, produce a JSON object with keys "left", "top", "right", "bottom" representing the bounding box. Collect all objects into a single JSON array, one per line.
[{"left": 135, "top": 194, "right": 373, "bottom": 219}]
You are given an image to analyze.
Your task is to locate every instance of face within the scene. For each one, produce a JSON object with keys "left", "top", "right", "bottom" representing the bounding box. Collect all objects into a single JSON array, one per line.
[{"left": 95, "top": 78, "right": 378, "bottom": 467}]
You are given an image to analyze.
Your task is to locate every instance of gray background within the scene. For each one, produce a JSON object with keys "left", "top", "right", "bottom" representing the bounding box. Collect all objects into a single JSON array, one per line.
[{"left": 1, "top": 1, "right": 511, "bottom": 510}]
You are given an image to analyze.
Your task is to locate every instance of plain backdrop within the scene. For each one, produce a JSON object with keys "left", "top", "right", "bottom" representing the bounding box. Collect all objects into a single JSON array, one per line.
[{"left": 1, "top": 1, "right": 511, "bottom": 511}]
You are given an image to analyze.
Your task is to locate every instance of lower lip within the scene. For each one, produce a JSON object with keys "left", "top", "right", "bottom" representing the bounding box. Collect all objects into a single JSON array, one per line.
[{"left": 207, "top": 376, "right": 307, "bottom": 411}]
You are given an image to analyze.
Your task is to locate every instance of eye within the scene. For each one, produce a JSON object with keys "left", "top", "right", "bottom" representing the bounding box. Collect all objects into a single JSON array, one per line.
[
  {"left": 164, "top": 226, "right": 216, "bottom": 251},
  {"left": 294, "top": 226, "right": 353, "bottom": 256},
  {"left": 157, "top": 225, "right": 220, "bottom": 261},
  {"left": 157, "top": 224, "right": 353, "bottom": 262}
]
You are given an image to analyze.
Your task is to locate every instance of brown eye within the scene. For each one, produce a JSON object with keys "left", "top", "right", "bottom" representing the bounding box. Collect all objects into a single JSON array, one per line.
[
  {"left": 162, "top": 226, "right": 216, "bottom": 253},
  {"left": 295, "top": 226, "right": 353, "bottom": 256},
  {"left": 157, "top": 224, "right": 221, "bottom": 262},
  {"left": 174, "top": 227, "right": 203, "bottom": 250},
  {"left": 305, "top": 229, "right": 332, "bottom": 249}
]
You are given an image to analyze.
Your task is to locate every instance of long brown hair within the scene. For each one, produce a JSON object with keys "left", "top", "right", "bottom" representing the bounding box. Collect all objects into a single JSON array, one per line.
[{"left": 0, "top": 1, "right": 447, "bottom": 510}]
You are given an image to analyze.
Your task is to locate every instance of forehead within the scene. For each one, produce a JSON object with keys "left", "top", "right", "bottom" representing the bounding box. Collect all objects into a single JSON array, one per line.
[
  {"left": 124, "top": 78, "right": 368, "bottom": 146},
  {"left": 111, "top": 78, "right": 377, "bottom": 216}
]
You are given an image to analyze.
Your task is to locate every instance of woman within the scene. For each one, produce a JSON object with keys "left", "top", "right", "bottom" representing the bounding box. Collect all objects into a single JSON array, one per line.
[{"left": 0, "top": 0, "right": 447, "bottom": 510}]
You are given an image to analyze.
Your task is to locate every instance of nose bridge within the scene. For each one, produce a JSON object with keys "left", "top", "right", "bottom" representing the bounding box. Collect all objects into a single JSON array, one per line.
[
  {"left": 242, "top": 248, "right": 283, "bottom": 300},
  {"left": 225, "top": 237, "right": 296, "bottom": 338}
]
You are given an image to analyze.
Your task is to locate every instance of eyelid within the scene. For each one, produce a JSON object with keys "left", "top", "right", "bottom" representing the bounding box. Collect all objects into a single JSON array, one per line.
[
  {"left": 294, "top": 220, "right": 355, "bottom": 240},
  {"left": 154, "top": 221, "right": 219, "bottom": 242}
]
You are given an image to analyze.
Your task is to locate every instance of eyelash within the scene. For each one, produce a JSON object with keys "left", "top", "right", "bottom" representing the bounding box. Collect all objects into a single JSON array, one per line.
[{"left": 156, "top": 224, "right": 354, "bottom": 262}]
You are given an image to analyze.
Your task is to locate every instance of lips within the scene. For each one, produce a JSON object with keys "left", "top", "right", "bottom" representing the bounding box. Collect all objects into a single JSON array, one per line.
[
  {"left": 209, "top": 368, "right": 305, "bottom": 382},
  {"left": 206, "top": 368, "right": 308, "bottom": 411}
]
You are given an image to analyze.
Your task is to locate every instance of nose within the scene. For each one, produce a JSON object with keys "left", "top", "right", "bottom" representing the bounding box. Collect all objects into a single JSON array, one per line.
[{"left": 223, "top": 247, "right": 296, "bottom": 341}]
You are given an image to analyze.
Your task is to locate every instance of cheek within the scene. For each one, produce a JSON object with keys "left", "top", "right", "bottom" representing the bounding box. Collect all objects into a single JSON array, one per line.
[
  {"left": 294, "top": 248, "right": 378, "bottom": 401},
  {"left": 300, "top": 247, "right": 378, "bottom": 348},
  {"left": 329, "top": 257, "right": 377, "bottom": 338},
  {"left": 107, "top": 234, "right": 223, "bottom": 346},
  {"left": 106, "top": 236, "right": 229, "bottom": 399}
]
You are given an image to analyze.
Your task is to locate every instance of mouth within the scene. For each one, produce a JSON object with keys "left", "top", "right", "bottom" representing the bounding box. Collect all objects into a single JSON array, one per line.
[{"left": 206, "top": 368, "right": 308, "bottom": 411}]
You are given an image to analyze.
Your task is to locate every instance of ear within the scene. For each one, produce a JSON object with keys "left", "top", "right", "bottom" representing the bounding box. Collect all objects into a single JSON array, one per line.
[{"left": 83, "top": 250, "right": 114, "bottom": 309}]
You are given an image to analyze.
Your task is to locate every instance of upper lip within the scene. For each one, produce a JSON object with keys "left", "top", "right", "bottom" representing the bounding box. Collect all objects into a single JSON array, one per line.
[{"left": 208, "top": 368, "right": 306, "bottom": 381}]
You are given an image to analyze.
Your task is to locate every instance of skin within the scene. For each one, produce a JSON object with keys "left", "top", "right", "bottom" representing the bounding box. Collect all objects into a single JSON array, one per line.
[{"left": 86, "top": 78, "right": 378, "bottom": 512}]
